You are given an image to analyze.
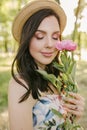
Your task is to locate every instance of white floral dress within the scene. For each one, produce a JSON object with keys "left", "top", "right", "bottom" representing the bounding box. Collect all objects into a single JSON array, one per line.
[{"left": 32, "top": 94, "right": 66, "bottom": 130}]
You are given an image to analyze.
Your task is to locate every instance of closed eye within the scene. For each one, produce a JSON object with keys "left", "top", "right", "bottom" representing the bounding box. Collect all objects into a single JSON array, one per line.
[
  {"left": 53, "top": 37, "right": 58, "bottom": 40},
  {"left": 52, "top": 32, "right": 60, "bottom": 40},
  {"left": 36, "top": 36, "right": 44, "bottom": 40}
]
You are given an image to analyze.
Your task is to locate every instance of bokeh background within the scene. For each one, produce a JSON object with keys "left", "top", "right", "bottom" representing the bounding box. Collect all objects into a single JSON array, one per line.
[{"left": 0, "top": 0, "right": 87, "bottom": 129}]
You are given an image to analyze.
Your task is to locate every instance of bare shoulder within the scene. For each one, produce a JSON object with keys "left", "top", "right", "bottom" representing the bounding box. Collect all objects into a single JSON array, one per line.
[
  {"left": 8, "top": 77, "right": 36, "bottom": 130},
  {"left": 8, "top": 77, "right": 36, "bottom": 104}
]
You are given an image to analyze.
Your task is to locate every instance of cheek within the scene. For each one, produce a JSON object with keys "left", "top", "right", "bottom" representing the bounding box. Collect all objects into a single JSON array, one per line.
[
  {"left": 30, "top": 42, "right": 35, "bottom": 51},
  {"left": 29, "top": 37, "right": 44, "bottom": 51},
  {"left": 29, "top": 39, "right": 40, "bottom": 55},
  {"left": 29, "top": 42, "right": 36, "bottom": 55},
  {"left": 55, "top": 50, "right": 59, "bottom": 57}
]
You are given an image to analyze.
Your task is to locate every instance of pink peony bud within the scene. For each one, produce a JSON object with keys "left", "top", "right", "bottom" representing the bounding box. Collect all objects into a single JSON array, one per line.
[{"left": 56, "top": 40, "right": 77, "bottom": 51}]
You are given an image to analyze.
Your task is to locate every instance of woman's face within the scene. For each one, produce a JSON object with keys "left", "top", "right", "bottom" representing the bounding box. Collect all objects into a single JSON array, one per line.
[{"left": 29, "top": 15, "right": 60, "bottom": 69}]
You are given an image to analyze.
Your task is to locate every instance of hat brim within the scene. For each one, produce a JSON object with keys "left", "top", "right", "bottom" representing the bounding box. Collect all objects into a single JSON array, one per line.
[{"left": 12, "top": 0, "right": 67, "bottom": 42}]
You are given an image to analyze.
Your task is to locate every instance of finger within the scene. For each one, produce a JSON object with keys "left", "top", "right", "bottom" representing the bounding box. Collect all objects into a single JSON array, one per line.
[
  {"left": 63, "top": 102, "right": 85, "bottom": 118},
  {"left": 66, "top": 108, "right": 84, "bottom": 118},
  {"left": 63, "top": 97, "right": 85, "bottom": 114},
  {"left": 63, "top": 96, "right": 85, "bottom": 106},
  {"left": 63, "top": 97, "right": 79, "bottom": 105},
  {"left": 63, "top": 103, "right": 84, "bottom": 112},
  {"left": 63, "top": 103, "right": 78, "bottom": 111},
  {"left": 68, "top": 92, "right": 85, "bottom": 101},
  {"left": 63, "top": 104, "right": 84, "bottom": 117}
]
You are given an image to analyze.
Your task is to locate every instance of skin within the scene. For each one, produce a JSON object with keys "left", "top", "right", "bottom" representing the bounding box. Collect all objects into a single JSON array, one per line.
[
  {"left": 8, "top": 16, "right": 85, "bottom": 130},
  {"left": 63, "top": 92, "right": 85, "bottom": 119},
  {"left": 29, "top": 16, "right": 60, "bottom": 69}
]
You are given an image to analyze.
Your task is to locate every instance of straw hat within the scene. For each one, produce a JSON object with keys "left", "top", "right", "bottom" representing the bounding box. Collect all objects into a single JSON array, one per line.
[{"left": 12, "top": 0, "right": 67, "bottom": 42}]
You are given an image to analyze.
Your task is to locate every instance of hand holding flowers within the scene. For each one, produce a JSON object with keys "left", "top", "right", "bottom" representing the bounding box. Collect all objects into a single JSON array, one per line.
[{"left": 37, "top": 40, "right": 84, "bottom": 130}]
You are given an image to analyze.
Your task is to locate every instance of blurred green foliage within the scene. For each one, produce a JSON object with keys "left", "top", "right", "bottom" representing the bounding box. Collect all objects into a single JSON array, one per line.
[
  {"left": 0, "top": 0, "right": 87, "bottom": 54},
  {"left": 0, "top": 54, "right": 13, "bottom": 112},
  {"left": 0, "top": 70, "right": 10, "bottom": 111}
]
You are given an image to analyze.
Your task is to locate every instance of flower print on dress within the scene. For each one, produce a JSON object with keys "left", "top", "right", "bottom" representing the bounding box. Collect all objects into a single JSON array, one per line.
[{"left": 32, "top": 94, "right": 66, "bottom": 130}]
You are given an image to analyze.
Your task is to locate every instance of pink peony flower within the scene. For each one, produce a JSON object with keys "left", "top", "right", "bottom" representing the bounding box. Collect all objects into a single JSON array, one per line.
[{"left": 56, "top": 40, "right": 77, "bottom": 51}]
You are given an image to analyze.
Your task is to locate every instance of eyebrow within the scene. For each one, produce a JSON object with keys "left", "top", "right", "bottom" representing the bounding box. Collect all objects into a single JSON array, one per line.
[{"left": 36, "top": 30, "right": 60, "bottom": 34}]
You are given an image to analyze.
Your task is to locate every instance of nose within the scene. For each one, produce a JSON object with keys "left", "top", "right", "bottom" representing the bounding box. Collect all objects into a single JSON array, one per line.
[{"left": 45, "top": 37, "right": 54, "bottom": 48}]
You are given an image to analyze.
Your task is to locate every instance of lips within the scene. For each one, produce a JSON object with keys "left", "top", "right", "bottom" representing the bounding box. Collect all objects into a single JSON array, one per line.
[{"left": 41, "top": 52, "right": 53, "bottom": 57}]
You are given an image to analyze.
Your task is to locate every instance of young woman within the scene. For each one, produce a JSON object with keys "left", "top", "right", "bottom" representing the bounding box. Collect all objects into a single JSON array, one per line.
[{"left": 8, "top": 0, "right": 85, "bottom": 130}]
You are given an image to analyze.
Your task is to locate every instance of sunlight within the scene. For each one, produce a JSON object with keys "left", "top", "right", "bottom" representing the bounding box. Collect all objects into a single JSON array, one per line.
[
  {"left": 60, "top": 0, "right": 87, "bottom": 35},
  {"left": 78, "top": 8, "right": 87, "bottom": 32}
]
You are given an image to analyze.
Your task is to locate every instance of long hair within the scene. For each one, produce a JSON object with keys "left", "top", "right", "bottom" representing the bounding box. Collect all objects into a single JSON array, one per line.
[{"left": 11, "top": 9, "right": 61, "bottom": 102}]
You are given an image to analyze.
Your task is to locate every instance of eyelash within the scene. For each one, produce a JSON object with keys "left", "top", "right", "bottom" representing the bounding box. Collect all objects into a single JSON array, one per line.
[
  {"left": 36, "top": 37, "right": 58, "bottom": 40},
  {"left": 36, "top": 37, "right": 43, "bottom": 40},
  {"left": 53, "top": 37, "right": 58, "bottom": 40},
  {"left": 35, "top": 36, "right": 59, "bottom": 40}
]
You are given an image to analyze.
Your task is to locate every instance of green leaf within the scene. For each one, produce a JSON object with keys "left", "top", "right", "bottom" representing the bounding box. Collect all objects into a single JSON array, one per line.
[
  {"left": 53, "top": 62, "right": 66, "bottom": 73},
  {"left": 61, "top": 52, "right": 67, "bottom": 66},
  {"left": 67, "top": 61, "right": 75, "bottom": 74},
  {"left": 51, "top": 108, "right": 63, "bottom": 118},
  {"left": 71, "top": 61, "right": 76, "bottom": 81},
  {"left": 36, "top": 69, "right": 56, "bottom": 82},
  {"left": 36, "top": 69, "right": 62, "bottom": 92}
]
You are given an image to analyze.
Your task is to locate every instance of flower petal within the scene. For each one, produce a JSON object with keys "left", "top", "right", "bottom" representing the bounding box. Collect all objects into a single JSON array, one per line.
[{"left": 56, "top": 40, "right": 77, "bottom": 51}]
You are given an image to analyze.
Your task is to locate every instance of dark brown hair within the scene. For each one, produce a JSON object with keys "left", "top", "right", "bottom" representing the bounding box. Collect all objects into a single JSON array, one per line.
[{"left": 11, "top": 9, "right": 61, "bottom": 102}]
